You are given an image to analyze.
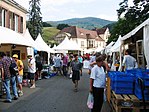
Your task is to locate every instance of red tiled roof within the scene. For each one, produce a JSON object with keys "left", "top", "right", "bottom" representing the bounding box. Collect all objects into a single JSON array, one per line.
[
  {"left": 95, "top": 36, "right": 104, "bottom": 41},
  {"left": 59, "top": 26, "right": 103, "bottom": 40},
  {"left": 93, "top": 28, "right": 107, "bottom": 35}
]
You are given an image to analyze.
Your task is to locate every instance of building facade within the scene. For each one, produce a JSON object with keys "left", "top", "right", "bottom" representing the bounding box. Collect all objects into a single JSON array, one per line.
[
  {"left": 54, "top": 26, "right": 106, "bottom": 52},
  {"left": 0, "top": 0, "right": 28, "bottom": 69},
  {"left": 93, "top": 28, "right": 110, "bottom": 43},
  {"left": 0, "top": 0, "right": 27, "bottom": 33}
]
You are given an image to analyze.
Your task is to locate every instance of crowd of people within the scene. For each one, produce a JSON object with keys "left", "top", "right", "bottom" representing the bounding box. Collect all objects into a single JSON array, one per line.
[
  {"left": 0, "top": 49, "right": 138, "bottom": 112},
  {"left": 0, "top": 52, "right": 37, "bottom": 103}
]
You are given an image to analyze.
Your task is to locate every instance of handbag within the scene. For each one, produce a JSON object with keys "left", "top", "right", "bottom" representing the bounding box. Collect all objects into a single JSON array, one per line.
[{"left": 87, "top": 92, "right": 94, "bottom": 109}]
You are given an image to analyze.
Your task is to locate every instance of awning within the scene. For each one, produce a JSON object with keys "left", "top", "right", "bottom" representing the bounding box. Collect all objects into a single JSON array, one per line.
[
  {"left": 121, "top": 18, "right": 149, "bottom": 41},
  {"left": 0, "top": 26, "right": 32, "bottom": 47}
]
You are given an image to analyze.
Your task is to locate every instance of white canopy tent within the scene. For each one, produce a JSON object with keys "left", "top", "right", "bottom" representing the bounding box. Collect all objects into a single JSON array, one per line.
[
  {"left": 121, "top": 18, "right": 149, "bottom": 68},
  {"left": 106, "top": 41, "right": 115, "bottom": 49},
  {"left": 35, "top": 34, "right": 54, "bottom": 53},
  {"left": 23, "top": 29, "right": 41, "bottom": 51},
  {"left": 110, "top": 36, "right": 123, "bottom": 71},
  {"left": 54, "top": 36, "right": 82, "bottom": 51},
  {"left": 110, "top": 36, "right": 123, "bottom": 52},
  {"left": 69, "top": 39, "right": 82, "bottom": 51},
  {"left": 95, "top": 46, "right": 104, "bottom": 52},
  {"left": 0, "top": 26, "right": 32, "bottom": 47},
  {"left": 84, "top": 49, "right": 95, "bottom": 54},
  {"left": 105, "top": 41, "right": 115, "bottom": 54},
  {"left": 52, "top": 44, "right": 57, "bottom": 50}
]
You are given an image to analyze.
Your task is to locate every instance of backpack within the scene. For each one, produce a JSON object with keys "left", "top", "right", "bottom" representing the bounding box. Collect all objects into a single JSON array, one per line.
[{"left": 9, "top": 60, "right": 17, "bottom": 76}]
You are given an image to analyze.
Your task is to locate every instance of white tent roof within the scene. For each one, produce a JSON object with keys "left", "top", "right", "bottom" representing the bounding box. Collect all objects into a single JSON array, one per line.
[
  {"left": 106, "top": 41, "right": 115, "bottom": 49},
  {"left": 69, "top": 39, "right": 82, "bottom": 51},
  {"left": 95, "top": 46, "right": 104, "bottom": 52},
  {"left": 23, "top": 29, "right": 41, "bottom": 51},
  {"left": 104, "top": 41, "right": 115, "bottom": 53},
  {"left": 121, "top": 18, "right": 149, "bottom": 41},
  {"left": 35, "top": 34, "right": 54, "bottom": 53},
  {"left": 54, "top": 36, "right": 82, "bottom": 51},
  {"left": 52, "top": 44, "right": 57, "bottom": 49},
  {"left": 110, "top": 35, "right": 123, "bottom": 52},
  {"left": 84, "top": 49, "right": 95, "bottom": 53},
  {"left": 0, "top": 26, "right": 32, "bottom": 46}
]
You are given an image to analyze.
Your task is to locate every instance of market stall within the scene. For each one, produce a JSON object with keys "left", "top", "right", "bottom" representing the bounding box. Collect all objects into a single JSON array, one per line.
[
  {"left": 108, "top": 18, "right": 149, "bottom": 112},
  {"left": 35, "top": 34, "right": 54, "bottom": 64}
]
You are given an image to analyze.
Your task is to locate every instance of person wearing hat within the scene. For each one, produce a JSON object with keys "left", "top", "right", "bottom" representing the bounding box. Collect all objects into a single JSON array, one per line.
[
  {"left": 27, "top": 55, "right": 36, "bottom": 88},
  {"left": 12, "top": 54, "right": 24, "bottom": 96}
]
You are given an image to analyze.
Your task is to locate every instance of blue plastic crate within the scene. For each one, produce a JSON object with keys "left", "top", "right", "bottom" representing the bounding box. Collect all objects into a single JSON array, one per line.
[
  {"left": 109, "top": 71, "right": 135, "bottom": 94},
  {"left": 134, "top": 80, "right": 149, "bottom": 100},
  {"left": 108, "top": 71, "right": 125, "bottom": 80},
  {"left": 142, "top": 70, "right": 149, "bottom": 86},
  {"left": 114, "top": 73, "right": 135, "bottom": 82},
  {"left": 111, "top": 81, "right": 134, "bottom": 89},
  {"left": 125, "top": 69, "right": 142, "bottom": 74},
  {"left": 114, "top": 87, "right": 134, "bottom": 94},
  {"left": 135, "top": 87, "right": 149, "bottom": 100},
  {"left": 135, "top": 72, "right": 149, "bottom": 86},
  {"left": 50, "top": 73, "right": 57, "bottom": 77}
]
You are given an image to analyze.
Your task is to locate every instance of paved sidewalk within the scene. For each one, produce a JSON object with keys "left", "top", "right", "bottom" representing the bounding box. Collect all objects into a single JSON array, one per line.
[{"left": 0, "top": 69, "right": 112, "bottom": 112}]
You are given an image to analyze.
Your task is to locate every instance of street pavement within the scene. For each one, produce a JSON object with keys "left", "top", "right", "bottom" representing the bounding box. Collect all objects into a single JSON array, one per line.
[{"left": 0, "top": 69, "right": 111, "bottom": 112}]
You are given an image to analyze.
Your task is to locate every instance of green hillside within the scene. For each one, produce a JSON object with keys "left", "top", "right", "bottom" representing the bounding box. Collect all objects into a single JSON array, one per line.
[
  {"left": 42, "top": 27, "right": 60, "bottom": 45},
  {"left": 48, "top": 17, "right": 115, "bottom": 30}
]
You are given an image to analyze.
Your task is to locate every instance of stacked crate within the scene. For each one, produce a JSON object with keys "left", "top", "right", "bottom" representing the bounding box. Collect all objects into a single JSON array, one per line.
[
  {"left": 126, "top": 69, "right": 149, "bottom": 101},
  {"left": 108, "top": 71, "right": 135, "bottom": 94},
  {"left": 135, "top": 70, "right": 149, "bottom": 101}
]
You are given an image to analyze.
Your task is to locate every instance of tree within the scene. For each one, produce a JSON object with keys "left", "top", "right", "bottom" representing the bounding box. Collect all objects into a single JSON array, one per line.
[
  {"left": 108, "top": 0, "right": 149, "bottom": 43},
  {"left": 57, "top": 24, "right": 70, "bottom": 30},
  {"left": 42, "top": 22, "right": 52, "bottom": 27},
  {"left": 27, "top": 0, "right": 43, "bottom": 40}
]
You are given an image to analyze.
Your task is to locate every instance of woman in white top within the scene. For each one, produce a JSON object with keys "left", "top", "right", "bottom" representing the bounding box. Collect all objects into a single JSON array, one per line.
[{"left": 90, "top": 56, "right": 106, "bottom": 112}]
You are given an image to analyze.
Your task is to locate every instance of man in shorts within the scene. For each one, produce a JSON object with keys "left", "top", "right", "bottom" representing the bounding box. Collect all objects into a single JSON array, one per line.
[
  {"left": 12, "top": 54, "right": 24, "bottom": 96},
  {"left": 27, "top": 55, "right": 36, "bottom": 88}
]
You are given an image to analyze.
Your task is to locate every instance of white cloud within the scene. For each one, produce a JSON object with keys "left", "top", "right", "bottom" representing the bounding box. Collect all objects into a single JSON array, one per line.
[
  {"left": 14, "top": 0, "right": 120, "bottom": 21},
  {"left": 41, "top": 0, "right": 96, "bottom": 6}
]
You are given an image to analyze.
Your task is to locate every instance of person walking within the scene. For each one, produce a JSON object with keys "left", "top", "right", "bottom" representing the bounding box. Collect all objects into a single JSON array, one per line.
[
  {"left": 78, "top": 54, "right": 83, "bottom": 76},
  {"left": 88, "top": 52, "right": 96, "bottom": 75},
  {"left": 62, "top": 53, "right": 68, "bottom": 77},
  {"left": 54, "top": 54, "right": 62, "bottom": 75},
  {"left": 0, "top": 52, "right": 18, "bottom": 103},
  {"left": 90, "top": 56, "right": 106, "bottom": 112},
  {"left": 71, "top": 54, "right": 82, "bottom": 92},
  {"left": 27, "top": 55, "right": 36, "bottom": 88},
  {"left": 122, "top": 49, "right": 138, "bottom": 71},
  {"left": 12, "top": 54, "right": 24, "bottom": 96}
]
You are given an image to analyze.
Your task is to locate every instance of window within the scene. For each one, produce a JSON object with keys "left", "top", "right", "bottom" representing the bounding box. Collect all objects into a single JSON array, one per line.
[
  {"left": 0, "top": 7, "right": 2, "bottom": 26},
  {"left": 1, "top": 9, "right": 6, "bottom": 27},
  {"left": 80, "top": 33, "right": 84, "bottom": 35},
  {"left": 12, "top": 13, "right": 15, "bottom": 30},
  {"left": 9, "top": 12, "right": 12, "bottom": 29},
  {"left": 81, "top": 41, "right": 84, "bottom": 47},
  {"left": 89, "top": 40, "right": 93, "bottom": 48},
  {"left": 20, "top": 17, "right": 23, "bottom": 33},
  {"left": 15, "top": 15, "right": 19, "bottom": 32}
]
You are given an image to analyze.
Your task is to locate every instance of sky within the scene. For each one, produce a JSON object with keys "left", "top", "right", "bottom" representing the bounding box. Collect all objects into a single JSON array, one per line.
[{"left": 14, "top": 0, "right": 133, "bottom": 22}]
